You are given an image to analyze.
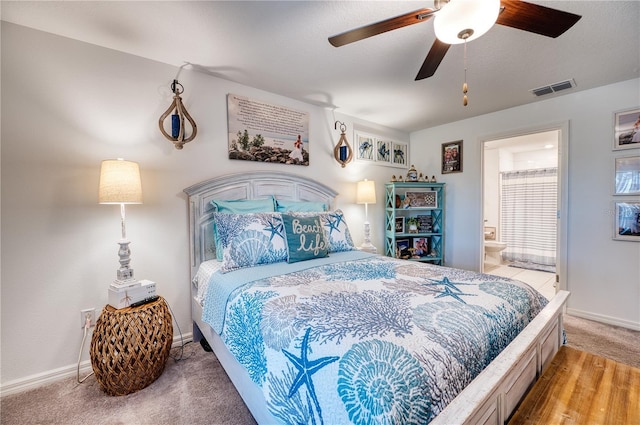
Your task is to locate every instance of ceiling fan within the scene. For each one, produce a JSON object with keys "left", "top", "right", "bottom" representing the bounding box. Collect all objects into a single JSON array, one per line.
[{"left": 328, "top": 0, "right": 581, "bottom": 81}]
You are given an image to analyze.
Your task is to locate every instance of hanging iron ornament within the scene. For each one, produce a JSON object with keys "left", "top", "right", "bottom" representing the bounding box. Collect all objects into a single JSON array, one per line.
[
  {"left": 333, "top": 121, "right": 353, "bottom": 168},
  {"left": 159, "top": 79, "right": 197, "bottom": 149}
]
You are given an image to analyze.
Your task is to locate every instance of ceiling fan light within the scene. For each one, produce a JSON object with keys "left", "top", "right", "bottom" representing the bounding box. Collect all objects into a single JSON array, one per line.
[{"left": 434, "top": 0, "right": 500, "bottom": 44}]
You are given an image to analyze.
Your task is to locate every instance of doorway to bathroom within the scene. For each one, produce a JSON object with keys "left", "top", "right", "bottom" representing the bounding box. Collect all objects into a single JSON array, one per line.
[{"left": 482, "top": 126, "right": 566, "bottom": 299}]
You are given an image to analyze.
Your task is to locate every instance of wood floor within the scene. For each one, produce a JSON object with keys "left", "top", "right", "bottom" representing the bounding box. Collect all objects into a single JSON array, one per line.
[{"left": 508, "top": 346, "right": 640, "bottom": 424}]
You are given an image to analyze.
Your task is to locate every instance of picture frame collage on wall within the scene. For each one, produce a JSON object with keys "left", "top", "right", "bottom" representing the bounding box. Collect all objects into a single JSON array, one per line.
[
  {"left": 354, "top": 130, "right": 408, "bottom": 168},
  {"left": 612, "top": 107, "right": 640, "bottom": 241}
]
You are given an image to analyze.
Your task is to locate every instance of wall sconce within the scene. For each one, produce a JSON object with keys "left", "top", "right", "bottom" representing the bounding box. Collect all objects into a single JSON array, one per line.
[
  {"left": 333, "top": 121, "right": 353, "bottom": 167},
  {"left": 159, "top": 79, "right": 197, "bottom": 150}
]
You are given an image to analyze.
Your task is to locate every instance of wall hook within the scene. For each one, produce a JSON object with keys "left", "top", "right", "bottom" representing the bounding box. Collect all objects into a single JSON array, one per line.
[{"left": 158, "top": 79, "right": 197, "bottom": 149}]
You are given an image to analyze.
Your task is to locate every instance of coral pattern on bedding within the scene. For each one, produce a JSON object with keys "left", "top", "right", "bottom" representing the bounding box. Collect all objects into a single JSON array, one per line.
[
  {"left": 203, "top": 254, "right": 548, "bottom": 425},
  {"left": 213, "top": 212, "right": 288, "bottom": 273}
]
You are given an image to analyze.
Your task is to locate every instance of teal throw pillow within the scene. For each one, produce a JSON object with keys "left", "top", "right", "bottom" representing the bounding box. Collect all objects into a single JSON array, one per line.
[
  {"left": 276, "top": 200, "right": 328, "bottom": 212},
  {"left": 282, "top": 214, "right": 329, "bottom": 263}
]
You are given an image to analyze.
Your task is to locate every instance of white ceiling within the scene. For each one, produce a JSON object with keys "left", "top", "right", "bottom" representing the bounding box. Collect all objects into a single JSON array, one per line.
[{"left": 2, "top": 1, "right": 639, "bottom": 133}]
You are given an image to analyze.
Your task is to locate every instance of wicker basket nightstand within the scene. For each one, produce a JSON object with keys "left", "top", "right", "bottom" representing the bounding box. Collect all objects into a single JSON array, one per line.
[{"left": 90, "top": 296, "right": 173, "bottom": 396}]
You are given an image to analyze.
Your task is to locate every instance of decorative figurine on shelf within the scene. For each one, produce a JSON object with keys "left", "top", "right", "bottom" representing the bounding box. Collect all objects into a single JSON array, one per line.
[
  {"left": 398, "top": 175, "right": 404, "bottom": 182},
  {"left": 430, "top": 175, "right": 437, "bottom": 183},
  {"left": 418, "top": 173, "right": 425, "bottom": 182},
  {"left": 407, "top": 217, "right": 420, "bottom": 233},
  {"left": 402, "top": 196, "right": 411, "bottom": 209},
  {"left": 408, "top": 247, "right": 420, "bottom": 259},
  {"left": 407, "top": 165, "right": 419, "bottom": 182},
  {"left": 391, "top": 175, "right": 397, "bottom": 182}
]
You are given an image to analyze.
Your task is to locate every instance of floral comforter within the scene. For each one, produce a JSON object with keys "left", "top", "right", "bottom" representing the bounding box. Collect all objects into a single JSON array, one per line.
[{"left": 202, "top": 251, "right": 548, "bottom": 425}]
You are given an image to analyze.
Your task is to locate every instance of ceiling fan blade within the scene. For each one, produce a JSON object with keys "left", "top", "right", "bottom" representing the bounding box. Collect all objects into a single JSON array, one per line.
[
  {"left": 328, "top": 8, "right": 434, "bottom": 47},
  {"left": 497, "top": 0, "right": 581, "bottom": 38},
  {"left": 415, "top": 39, "right": 451, "bottom": 80}
]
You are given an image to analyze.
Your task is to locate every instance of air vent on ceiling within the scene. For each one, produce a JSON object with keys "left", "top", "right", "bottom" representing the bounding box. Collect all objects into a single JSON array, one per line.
[{"left": 530, "top": 79, "right": 576, "bottom": 97}]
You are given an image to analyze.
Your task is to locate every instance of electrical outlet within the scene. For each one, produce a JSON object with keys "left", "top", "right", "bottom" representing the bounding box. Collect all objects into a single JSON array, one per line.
[{"left": 80, "top": 308, "right": 96, "bottom": 328}]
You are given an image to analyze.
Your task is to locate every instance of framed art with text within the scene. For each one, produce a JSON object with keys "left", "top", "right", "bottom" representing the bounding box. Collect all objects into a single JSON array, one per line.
[{"left": 227, "top": 93, "right": 310, "bottom": 166}]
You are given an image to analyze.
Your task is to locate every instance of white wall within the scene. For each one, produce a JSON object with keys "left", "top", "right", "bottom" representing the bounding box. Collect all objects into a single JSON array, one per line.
[
  {"left": 410, "top": 77, "right": 640, "bottom": 330},
  {"left": 0, "top": 22, "right": 406, "bottom": 389}
]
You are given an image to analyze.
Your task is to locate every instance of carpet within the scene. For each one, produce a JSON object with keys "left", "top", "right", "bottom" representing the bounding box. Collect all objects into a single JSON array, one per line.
[
  {"left": 1, "top": 342, "right": 257, "bottom": 425},
  {"left": 563, "top": 314, "right": 640, "bottom": 369},
  {"left": 2, "top": 316, "right": 638, "bottom": 424}
]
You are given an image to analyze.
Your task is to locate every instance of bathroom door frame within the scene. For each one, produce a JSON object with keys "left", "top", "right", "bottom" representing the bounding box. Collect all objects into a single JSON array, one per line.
[{"left": 479, "top": 121, "right": 569, "bottom": 293}]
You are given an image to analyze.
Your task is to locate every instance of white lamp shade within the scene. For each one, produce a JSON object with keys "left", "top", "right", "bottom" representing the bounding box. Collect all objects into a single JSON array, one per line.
[
  {"left": 434, "top": 0, "right": 500, "bottom": 45},
  {"left": 356, "top": 179, "right": 377, "bottom": 205},
  {"left": 98, "top": 159, "right": 143, "bottom": 204}
]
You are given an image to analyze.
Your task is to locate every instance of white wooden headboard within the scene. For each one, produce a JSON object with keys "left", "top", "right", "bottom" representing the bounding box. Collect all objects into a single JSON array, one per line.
[{"left": 183, "top": 171, "right": 339, "bottom": 280}]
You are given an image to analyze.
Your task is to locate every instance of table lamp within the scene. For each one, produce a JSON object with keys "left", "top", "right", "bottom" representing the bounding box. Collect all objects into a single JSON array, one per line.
[
  {"left": 356, "top": 179, "right": 377, "bottom": 253},
  {"left": 99, "top": 159, "right": 142, "bottom": 285}
]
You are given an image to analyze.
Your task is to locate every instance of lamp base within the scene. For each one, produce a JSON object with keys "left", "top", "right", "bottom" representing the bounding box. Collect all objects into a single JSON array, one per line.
[
  {"left": 114, "top": 239, "right": 136, "bottom": 286},
  {"left": 360, "top": 221, "right": 377, "bottom": 254},
  {"left": 359, "top": 242, "right": 378, "bottom": 254}
]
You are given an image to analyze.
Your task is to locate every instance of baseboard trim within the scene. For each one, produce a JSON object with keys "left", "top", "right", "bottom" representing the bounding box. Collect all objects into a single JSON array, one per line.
[
  {"left": 566, "top": 308, "right": 640, "bottom": 331},
  {"left": 0, "top": 333, "right": 193, "bottom": 397}
]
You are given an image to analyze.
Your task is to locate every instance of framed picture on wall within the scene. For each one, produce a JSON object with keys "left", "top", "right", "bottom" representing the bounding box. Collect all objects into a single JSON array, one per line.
[
  {"left": 613, "top": 107, "right": 640, "bottom": 150},
  {"left": 613, "top": 201, "right": 640, "bottom": 241},
  {"left": 391, "top": 142, "right": 409, "bottom": 168},
  {"left": 615, "top": 155, "right": 640, "bottom": 195},
  {"left": 354, "top": 131, "right": 376, "bottom": 162},
  {"left": 227, "top": 93, "right": 310, "bottom": 166},
  {"left": 442, "top": 140, "right": 463, "bottom": 174},
  {"left": 376, "top": 139, "right": 393, "bottom": 164}
]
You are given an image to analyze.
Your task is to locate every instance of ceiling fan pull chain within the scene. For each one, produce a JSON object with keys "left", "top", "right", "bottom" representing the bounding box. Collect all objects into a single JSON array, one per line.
[{"left": 463, "top": 39, "right": 469, "bottom": 106}]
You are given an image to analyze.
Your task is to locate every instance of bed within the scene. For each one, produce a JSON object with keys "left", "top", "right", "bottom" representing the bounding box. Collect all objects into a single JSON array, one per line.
[{"left": 184, "top": 171, "right": 569, "bottom": 425}]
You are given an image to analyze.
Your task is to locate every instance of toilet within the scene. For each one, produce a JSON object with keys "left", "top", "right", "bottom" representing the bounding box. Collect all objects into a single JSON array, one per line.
[{"left": 484, "top": 227, "right": 507, "bottom": 265}]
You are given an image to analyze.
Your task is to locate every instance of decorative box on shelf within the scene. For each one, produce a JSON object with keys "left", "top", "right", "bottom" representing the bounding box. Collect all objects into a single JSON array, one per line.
[{"left": 108, "top": 279, "right": 156, "bottom": 309}]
